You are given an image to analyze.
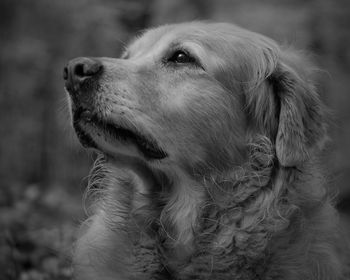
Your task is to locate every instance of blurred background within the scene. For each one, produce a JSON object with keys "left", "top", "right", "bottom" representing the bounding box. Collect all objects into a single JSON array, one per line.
[{"left": 0, "top": 0, "right": 349, "bottom": 279}]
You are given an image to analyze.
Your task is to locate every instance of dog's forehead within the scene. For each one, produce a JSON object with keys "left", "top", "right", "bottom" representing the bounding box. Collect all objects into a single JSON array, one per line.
[
  {"left": 126, "top": 22, "right": 228, "bottom": 57},
  {"left": 126, "top": 22, "right": 270, "bottom": 59},
  {"left": 129, "top": 26, "right": 171, "bottom": 52},
  {"left": 127, "top": 24, "right": 193, "bottom": 56},
  {"left": 124, "top": 22, "right": 279, "bottom": 82}
]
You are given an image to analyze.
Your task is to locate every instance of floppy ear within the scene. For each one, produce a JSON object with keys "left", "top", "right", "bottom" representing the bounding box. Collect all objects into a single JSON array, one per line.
[{"left": 269, "top": 58, "right": 327, "bottom": 167}]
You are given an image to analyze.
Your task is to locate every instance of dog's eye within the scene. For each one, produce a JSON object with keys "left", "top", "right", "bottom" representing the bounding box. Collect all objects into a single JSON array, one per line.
[{"left": 168, "top": 50, "right": 196, "bottom": 64}]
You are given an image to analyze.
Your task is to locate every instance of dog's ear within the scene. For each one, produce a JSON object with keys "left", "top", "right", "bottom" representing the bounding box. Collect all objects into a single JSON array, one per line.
[
  {"left": 245, "top": 50, "right": 327, "bottom": 167},
  {"left": 268, "top": 56, "right": 327, "bottom": 167}
]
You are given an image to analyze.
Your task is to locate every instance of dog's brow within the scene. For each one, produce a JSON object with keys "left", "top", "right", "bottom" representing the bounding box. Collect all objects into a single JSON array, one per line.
[{"left": 179, "top": 41, "right": 226, "bottom": 72}]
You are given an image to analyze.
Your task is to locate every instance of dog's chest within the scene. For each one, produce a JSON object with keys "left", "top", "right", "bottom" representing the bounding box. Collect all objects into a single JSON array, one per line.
[{"left": 130, "top": 172, "right": 272, "bottom": 277}]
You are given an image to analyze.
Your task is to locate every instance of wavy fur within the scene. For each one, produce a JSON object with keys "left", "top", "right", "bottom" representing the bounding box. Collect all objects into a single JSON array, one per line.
[{"left": 67, "top": 22, "right": 350, "bottom": 279}]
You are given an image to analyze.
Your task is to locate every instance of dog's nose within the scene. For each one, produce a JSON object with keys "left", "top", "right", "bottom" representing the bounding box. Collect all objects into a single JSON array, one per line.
[{"left": 63, "top": 57, "right": 103, "bottom": 90}]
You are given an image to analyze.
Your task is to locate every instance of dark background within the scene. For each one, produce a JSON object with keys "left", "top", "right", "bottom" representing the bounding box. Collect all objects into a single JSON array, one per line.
[{"left": 0, "top": 0, "right": 349, "bottom": 279}]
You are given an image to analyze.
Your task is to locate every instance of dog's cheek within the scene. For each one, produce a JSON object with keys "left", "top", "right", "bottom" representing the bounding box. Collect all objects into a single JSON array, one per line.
[
  {"left": 189, "top": 88, "right": 245, "bottom": 167},
  {"left": 159, "top": 81, "right": 244, "bottom": 169}
]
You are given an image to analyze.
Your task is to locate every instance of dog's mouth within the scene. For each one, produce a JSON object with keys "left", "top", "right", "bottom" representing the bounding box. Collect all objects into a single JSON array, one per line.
[{"left": 73, "top": 107, "right": 167, "bottom": 160}]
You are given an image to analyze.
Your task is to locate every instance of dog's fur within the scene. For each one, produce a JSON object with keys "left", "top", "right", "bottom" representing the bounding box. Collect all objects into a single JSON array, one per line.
[{"left": 66, "top": 22, "right": 350, "bottom": 279}]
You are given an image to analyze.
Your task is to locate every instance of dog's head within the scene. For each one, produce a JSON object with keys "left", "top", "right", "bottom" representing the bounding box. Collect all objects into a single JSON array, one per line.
[{"left": 64, "top": 22, "right": 326, "bottom": 175}]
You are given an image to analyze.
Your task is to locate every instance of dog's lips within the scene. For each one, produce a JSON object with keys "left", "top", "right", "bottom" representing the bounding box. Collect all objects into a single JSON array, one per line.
[{"left": 73, "top": 108, "right": 167, "bottom": 160}]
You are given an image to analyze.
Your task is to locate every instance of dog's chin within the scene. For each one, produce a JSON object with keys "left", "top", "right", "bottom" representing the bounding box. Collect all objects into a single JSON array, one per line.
[{"left": 72, "top": 108, "right": 168, "bottom": 162}]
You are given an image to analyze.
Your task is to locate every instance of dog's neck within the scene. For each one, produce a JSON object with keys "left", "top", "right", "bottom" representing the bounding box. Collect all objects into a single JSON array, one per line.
[
  {"left": 134, "top": 137, "right": 286, "bottom": 269},
  {"left": 150, "top": 139, "right": 326, "bottom": 277},
  {"left": 156, "top": 167, "right": 206, "bottom": 265},
  {"left": 97, "top": 138, "right": 328, "bottom": 278},
  {"left": 169, "top": 145, "right": 329, "bottom": 278}
]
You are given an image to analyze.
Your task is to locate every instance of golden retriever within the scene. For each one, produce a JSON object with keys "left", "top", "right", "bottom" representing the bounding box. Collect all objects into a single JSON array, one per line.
[{"left": 64, "top": 22, "right": 350, "bottom": 279}]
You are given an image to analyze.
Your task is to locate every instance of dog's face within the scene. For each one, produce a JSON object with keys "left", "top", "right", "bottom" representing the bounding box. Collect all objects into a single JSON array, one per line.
[{"left": 64, "top": 22, "right": 325, "bottom": 174}]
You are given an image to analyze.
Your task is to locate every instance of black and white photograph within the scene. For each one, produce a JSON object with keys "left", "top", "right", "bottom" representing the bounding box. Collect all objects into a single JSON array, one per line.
[{"left": 1, "top": 0, "right": 350, "bottom": 279}]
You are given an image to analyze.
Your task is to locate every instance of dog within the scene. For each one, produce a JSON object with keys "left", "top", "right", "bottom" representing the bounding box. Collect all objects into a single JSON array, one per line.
[{"left": 64, "top": 22, "right": 350, "bottom": 280}]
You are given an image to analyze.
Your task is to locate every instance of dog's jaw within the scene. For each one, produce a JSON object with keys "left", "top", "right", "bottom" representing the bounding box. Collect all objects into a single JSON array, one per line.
[{"left": 71, "top": 106, "right": 168, "bottom": 162}]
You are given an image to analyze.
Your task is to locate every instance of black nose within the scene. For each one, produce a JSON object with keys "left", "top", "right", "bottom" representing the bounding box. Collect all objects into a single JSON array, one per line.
[{"left": 63, "top": 57, "right": 103, "bottom": 90}]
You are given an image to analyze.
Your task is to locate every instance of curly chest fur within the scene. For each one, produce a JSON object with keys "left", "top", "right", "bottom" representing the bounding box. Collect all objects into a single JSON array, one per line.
[
  {"left": 74, "top": 146, "right": 348, "bottom": 280},
  {"left": 108, "top": 171, "right": 277, "bottom": 279}
]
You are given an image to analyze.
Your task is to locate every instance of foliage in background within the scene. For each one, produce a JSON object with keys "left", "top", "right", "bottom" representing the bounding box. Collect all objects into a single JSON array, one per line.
[{"left": 0, "top": 0, "right": 349, "bottom": 279}]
